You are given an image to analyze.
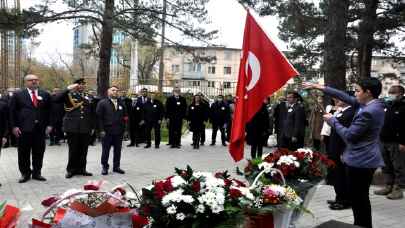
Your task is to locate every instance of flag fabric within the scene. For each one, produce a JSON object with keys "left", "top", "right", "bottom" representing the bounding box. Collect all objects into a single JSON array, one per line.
[{"left": 229, "top": 11, "right": 299, "bottom": 162}]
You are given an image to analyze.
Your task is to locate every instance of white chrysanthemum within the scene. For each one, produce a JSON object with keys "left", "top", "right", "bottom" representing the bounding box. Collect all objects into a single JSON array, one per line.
[
  {"left": 144, "top": 185, "right": 154, "bottom": 190},
  {"left": 176, "top": 213, "right": 186, "bottom": 221},
  {"left": 193, "top": 172, "right": 212, "bottom": 179},
  {"left": 171, "top": 176, "right": 186, "bottom": 188},
  {"left": 211, "top": 204, "right": 224, "bottom": 214},
  {"left": 162, "top": 189, "right": 184, "bottom": 205},
  {"left": 277, "top": 155, "right": 300, "bottom": 167},
  {"left": 166, "top": 205, "right": 177, "bottom": 214},
  {"left": 196, "top": 204, "right": 205, "bottom": 213},
  {"left": 258, "top": 162, "right": 274, "bottom": 173}
]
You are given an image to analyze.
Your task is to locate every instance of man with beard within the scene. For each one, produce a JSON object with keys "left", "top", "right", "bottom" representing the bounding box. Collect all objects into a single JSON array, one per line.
[{"left": 97, "top": 86, "right": 128, "bottom": 175}]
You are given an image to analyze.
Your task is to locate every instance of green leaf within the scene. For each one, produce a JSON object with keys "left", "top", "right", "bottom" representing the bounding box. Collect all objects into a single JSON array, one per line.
[{"left": 0, "top": 201, "right": 7, "bottom": 217}]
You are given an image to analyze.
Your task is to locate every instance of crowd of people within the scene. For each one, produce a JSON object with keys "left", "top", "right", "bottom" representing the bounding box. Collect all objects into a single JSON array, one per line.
[{"left": 0, "top": 74, "right": 404, "bottom": 228}]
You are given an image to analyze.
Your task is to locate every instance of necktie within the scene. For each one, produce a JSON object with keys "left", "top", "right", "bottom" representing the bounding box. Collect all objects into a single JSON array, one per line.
[
  {"left": 31, "top": 90, "right": 38, "bottom": 107},
  {"left": 112, "top": 99, "right": 117, "bottom": 110}
]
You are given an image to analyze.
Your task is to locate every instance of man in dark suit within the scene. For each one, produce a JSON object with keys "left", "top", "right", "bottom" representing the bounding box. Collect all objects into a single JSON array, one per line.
[
  {"left": 273, "top": 97, "right": 287, "bottom": 148},
  {"left": 129, "top": 88, "right": 149, "bottom": 147},
  {"left": 49, "top": 88, "right": 65, "bottom": 146},
  {"left": 9, "top": 74, "right": 53, "bottom": 183},
  {"left": 96, "top": 86, "right": 128, "bottom": 175},
  {"left": 165, "top": 87, "right": 187, "bottom": 148},
  {"left": 53, "top": 78, "right": 95, "bottom": 179},
  {"left": 143, "top": 92, "right": 164, "bottom": 148},
  {"left": 279, "top": 91, "right": 306, "bottom": 151},
  {"left": 0, "top": 98, "right": 8, "bottom": 187},
  {"left": 210, "top": 95, "right": 230, "bottom": 146},
  {"left": 326, "top": 95, "right": 355, "bottom": 210}
]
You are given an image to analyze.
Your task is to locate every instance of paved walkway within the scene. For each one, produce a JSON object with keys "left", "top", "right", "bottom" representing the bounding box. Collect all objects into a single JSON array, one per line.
[{"left": 0, "top": 132, "right": 404, "bottom": 227}]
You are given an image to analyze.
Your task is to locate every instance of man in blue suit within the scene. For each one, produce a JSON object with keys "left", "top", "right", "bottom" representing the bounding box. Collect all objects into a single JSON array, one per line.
[{"left": 304, "top": 78, "right": 385, "bottom": 228}]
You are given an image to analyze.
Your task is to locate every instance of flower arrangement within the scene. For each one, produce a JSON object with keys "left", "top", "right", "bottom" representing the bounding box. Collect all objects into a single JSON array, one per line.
[
  {"left": 0, "top": 201, "right": 20, "bottom": 228},
  {"left": 243, "top": 148, "right": 335, "bottom": 193},
  {"left": 32, "top": 180, "right": 148, "bottom": 228},
  {"left": 137, "top": 165, "right": 249, "bottom": 228}
]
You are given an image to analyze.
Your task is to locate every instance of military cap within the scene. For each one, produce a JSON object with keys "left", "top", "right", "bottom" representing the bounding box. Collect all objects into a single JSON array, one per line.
[{"left": 74, "top": 78, "right": 86, "bottom": 84}]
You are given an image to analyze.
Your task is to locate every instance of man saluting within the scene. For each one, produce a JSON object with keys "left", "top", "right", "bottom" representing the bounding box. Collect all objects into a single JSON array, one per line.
[
  {"left": 53, "top": 78, "right": 95, "bottom": 178},
  {"left": 9, "top": 74, "right": 53, "bottom": 183}
]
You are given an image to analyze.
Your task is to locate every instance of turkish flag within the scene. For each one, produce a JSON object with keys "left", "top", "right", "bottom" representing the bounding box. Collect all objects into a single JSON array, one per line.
[{"left": 229, "top": 12, "right": 299, "bottom": 162}]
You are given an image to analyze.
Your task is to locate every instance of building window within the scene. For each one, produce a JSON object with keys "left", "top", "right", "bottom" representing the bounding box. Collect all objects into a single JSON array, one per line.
[
  {"left": 224, "top": 50, "right": 232, "bottom": 60},
  {"left": 223, "top": 82, "right": 231, "bottom": 88},
  {"left": 193, "top": 81, "right": 200, "bottom": 86},
  {"left": 208, "top": 66, "right": 216, "bottom": 74},
  {"left": 186, "top": 63, "right": 202, "bottom": 72},
  {"left": 172, "top": 64, "right": 180, "bottom": 73},
  {"left": 208, "top": 81, "right": 215, "bottom": 87},
  {"left": 224, "top": 67, "right": 232, "bottom": 75},
  {"left": 73, "top": 29, "right": 79, "bottom": 48}
]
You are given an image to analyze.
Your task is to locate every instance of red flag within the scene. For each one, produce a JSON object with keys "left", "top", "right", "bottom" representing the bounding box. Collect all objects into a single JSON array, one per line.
[{"left": 229, "top": 12, "right": 299, "bottom": 162}]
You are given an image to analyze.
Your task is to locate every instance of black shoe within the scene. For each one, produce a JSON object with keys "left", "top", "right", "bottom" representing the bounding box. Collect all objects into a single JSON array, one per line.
[
  {"left": 200, "top": 142, "right": 204, "bottom": 146},
  {"left": 210, "top": 143, "right": 215, "bottom": 146},
  {"left": 81, "top": 171, "right": 93, "bottom": 176},
  {"left": 65, "top": 172, "right": 74, "bottom": 179},
  {"left": 326, "top": 200, "right": 336, "bottom": 205},
  {"left": 166, "top": 143, "right": 171, "bottom": 146},
  {"left": 155, "top": 145, "right": 159, "bottom": 149},
  {"left": 113, "top": 168, "right": 125, "bottom": 174},
  {"left": 144, "top": 144, "right": 151, "bottom": 148},
  {"left": 102, "top": 168, "right": 108, "bottom": 175},
  {"left": 222, "top": 142, "right": 227, "bottom": 146},
  {"left": 329, "top": 203, "right": 351, "bottom": 210},
  {"left": 18, "top": 175, "right": 30, "bottom": 183},
  {"left": 32, "top": 175, "right": 47, "bottom": 181},
  {"left": 127, "top": 144, "right": 135, "bottom": 147},
  {"left": 135, "top": 144, "right": 139, "bottom": 147},
  {"left": 170, "top": 145, "right": 176, "bottom": 148}
]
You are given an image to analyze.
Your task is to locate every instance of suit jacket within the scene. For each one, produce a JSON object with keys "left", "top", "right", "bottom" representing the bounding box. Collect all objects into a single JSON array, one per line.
[
  {"left": 9, "top": 88, "right": 52, "bottom": 133},
  {"left": 131, "top": 96, "right": 148, "bottom": 124},
  {"left": 96, "top": 98, "right": 128, "bottom": 135},
  {"left": 209, "top": 101, "right": 230, "bottom": 126},
  {"left": 143, "top": 99, "right": 164, "bottom": 123},
  {"left": 380, "top": 97, "right": 405, "bottom": 144},
  {"left": 327, "top": 106, "right": 355, "bottom": 161},
  {"left": 246, "top": 104, "right": 270, "bottom": 145},
  {"left": 0, "top": 100, "right": 8, "bottom": 137},
  {"left": 187, "top": 102, "right": 209, "bottom": 131},
  {"left": 53, "top": 90, "right": 96, "bottom": 134},
  {"left": 273, "top": 101, "right": 288, "bottom": 135},
  {"left": 165, "top": 95, "right": 187, "bottom": 121},
  {"left": 280, "top": 103, "right": 306, "bottom": 139},
  {"left": 325, "top": 87, "right": 385, "bottom": 168}
]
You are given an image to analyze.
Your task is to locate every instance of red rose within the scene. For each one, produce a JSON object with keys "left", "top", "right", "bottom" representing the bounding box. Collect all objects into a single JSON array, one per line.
[
  {"left": 154, "top": 181, "right": 166, "bottom": 199},
  {"left": 224, "top": 179, "right": 232, "bottom": 187},
  {"left": 113, "top": 187, "right": 126, "bottom": 195},
  {"left": 229, "top": 188, "right": 242, "bottom": 199},
  {"left": 84, "top": 180, "right": 104, "bottom": 191},
  {"left": 192, "top": 180, "right": 201, "bottom": 192},
  {"left": 214, "top": 172, "right": 224, "bottom": 178},
  {"left": 231, "top": 179, "right": 246, "bottom": 187},
  {"left": 141, "top": 205, "right": 152, "bottom": 216},
  {"left": 164, "top": 179, "right": 174, "bottom": 192},
  {"left": 132, "top": 214, "right": 149, "bottom": 228},
  {"left": 41, "top": 196, "right": 60, "bottom": 207}
]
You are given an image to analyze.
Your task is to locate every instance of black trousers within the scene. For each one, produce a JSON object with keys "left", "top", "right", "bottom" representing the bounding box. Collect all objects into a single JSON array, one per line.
[
  {"left": 50, "top": 121, "right": 63, "bottom": 144},
  {"left": 192, "top": 126, "right": 204, "bottom": 147},
  {"left": 201, "top": 123, "right": 206, "bottom": 144},
  {"left": 169, "top": 119, "right": 183, "bottom": 146},
  {"left": 381, "top": 142, "right": 405, "bottom": 187},
  {"left": 347, "top": 166, "right": 375, "bottom": 228},
  {"left": 101, "top": 133, "right": 123, "bottom": 169},
  {"left": 212, "top": 124, "right": 226, "bottom": 144},
  {"left": 145, "top": 122, "right": 161, "bottom": 146},
  {"left": 251, "top": 143, "right": 264, "bottom": 159},
  {"left": 279, "top": 135, "right": 304, "bottom": 151},
  {"left": 66, "top": 132, "right": 90, "bottom": 173},
  {"left": 17, "top": 126, "right": 46, "bottom": 176},
  {"left": 331, "top": 159, "right": 350, "bottom": 205}
]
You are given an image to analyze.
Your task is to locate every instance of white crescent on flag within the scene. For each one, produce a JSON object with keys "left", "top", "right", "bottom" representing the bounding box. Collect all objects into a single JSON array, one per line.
[{"left": 245, "top": 51, "right": 261, "bottom": 91}]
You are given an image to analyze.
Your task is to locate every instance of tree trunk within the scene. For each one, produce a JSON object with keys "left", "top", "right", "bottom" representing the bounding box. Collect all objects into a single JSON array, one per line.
[
  {"left": 96, "top": 0, "right": 114, "bottom": 97},
  {"left": 323, "top": 0, "right": 350, "bottom": 90},
  {"left": 357, "top": 0, "right": 378, "bottom": 80}
]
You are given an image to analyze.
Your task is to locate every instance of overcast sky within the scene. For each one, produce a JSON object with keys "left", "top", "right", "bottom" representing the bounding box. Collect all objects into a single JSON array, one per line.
[{"left": 21, "top": 0, "right": 285, "bottom": 63}]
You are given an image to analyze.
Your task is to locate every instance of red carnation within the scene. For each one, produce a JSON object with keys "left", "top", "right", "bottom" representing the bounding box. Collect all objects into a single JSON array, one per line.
[
  {"left": 231, "top": 179, "right": 246, "bottom": 187},
  {"left": 41, "top": 196, "right": 60, "bottom": 207},
  {"left": 154, "top": 181, "right": 166, "bottom": 199},
  {"left": 229, "top": 188, "right": 242, "bottom": 199},
  {"left": 140, "top": 205, "right": 152, "bottom": 216},
  {"left": 132, "top": 214, "right": 149, "bottom": 228},
  {"left": 84, "top": 180, "right": 104, "bottom": 191},
  {"left": 164, "top": 179, "right": 174, "bottom": 192},
  {"left": 192, "top": 180, "right": 201, "bottom": 192}
]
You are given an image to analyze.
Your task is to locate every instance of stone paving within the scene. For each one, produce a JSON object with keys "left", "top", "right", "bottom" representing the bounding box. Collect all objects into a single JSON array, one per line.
[{"left": 0, "top": 131, "right": 404, "bottom": 227}]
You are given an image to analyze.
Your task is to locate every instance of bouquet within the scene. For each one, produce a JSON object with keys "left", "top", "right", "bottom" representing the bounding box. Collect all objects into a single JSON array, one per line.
[
  {"left": 32, "top": 180, "right": 148, "bottom": 228},
  {"left": 243, "top": 148, "right": 335, "bottom": 194},
  {"left": 137, "top": 165, "right": 249, "bottom": 228}
]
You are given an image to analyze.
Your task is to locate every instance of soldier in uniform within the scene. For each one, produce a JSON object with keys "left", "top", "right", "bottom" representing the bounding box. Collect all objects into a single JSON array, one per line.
[
  {"left": 143, "top": 92, "right": 164, "bottom": 148},
  {"left": 53, "top": 78, "right": 95, "bottom": 179},
  {"left": 165, "top": 87, "right": 187, "bottom": 148},
  {"left": 209, "top": 95, "right": 230, "bottom": 146}
]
